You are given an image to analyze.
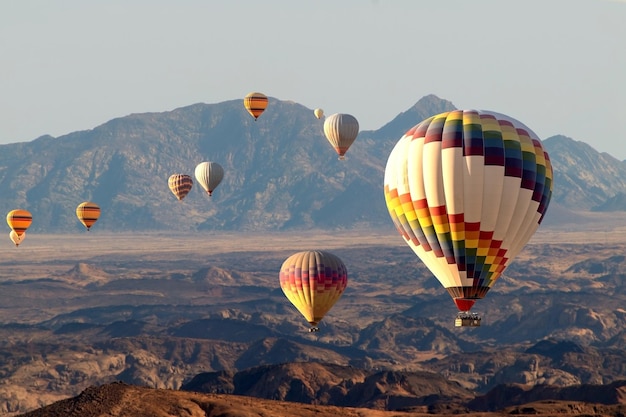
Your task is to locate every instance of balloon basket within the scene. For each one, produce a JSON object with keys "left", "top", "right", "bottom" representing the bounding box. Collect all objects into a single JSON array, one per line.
[
  {"left": 308, "top": 327, "right": 320, "bottom": 332},
  {"left": 455, "top": 312, "right": 481, "bottom": 327}
]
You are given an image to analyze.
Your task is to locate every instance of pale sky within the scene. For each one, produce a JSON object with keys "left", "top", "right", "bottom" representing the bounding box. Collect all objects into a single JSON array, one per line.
[{"left": 1, "top": 0, "right": 625, "bottom": 159}]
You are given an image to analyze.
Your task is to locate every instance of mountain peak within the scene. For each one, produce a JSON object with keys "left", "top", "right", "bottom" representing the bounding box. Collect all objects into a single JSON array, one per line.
[{"left": 368, "top": 94, "right": 456, "bottom": 140}]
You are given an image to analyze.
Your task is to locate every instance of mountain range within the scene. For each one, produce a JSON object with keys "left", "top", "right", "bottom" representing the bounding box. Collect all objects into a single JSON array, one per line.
[{"left": 2, "top": 94, "right": 626, "bottom": 233}]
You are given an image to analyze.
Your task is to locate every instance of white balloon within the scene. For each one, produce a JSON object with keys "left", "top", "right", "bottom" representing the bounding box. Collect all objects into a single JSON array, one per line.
[{"left": 194, "top": 162, "right": 224, "bottom": 197}]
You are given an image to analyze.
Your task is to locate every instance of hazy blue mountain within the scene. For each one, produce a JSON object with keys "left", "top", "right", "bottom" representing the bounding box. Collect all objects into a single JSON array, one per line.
[
  {"left": 542, "top": 135, "right": 626, "bottom": 211},
  {"left": 1, "top": 96, "right": 625, "bottom": 233}
]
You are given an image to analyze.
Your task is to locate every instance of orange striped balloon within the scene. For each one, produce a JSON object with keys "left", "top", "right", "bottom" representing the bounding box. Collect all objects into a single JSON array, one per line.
[
  {"left": 243, "top": 92, "right": 268, "bottom": 120},
  {"left": 6, "top": 209, "right": 32, "bottom": 237},
  {"left": 76, "top": 202, "right": 101, "bottom": 231}
]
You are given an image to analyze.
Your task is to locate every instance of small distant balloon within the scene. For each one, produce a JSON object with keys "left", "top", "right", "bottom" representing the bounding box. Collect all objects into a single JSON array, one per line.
[
  {"left": 314, "top": 108, "right": 324, "bottom": 119},
  {"left": 168, "top": 174, "right": 193, "bottom": 201},
  {"left": 76, "top": 202, "right": 101, "bottom": 231},
  {"left": 243, "top": 92, "right": 268, "bottom": 120},
  {"left": 9, "top": 230, "right": 25, "bottom": 247},
  {"left": 6, "top": 209, "right": 32, "bottom": 237},
  {"left": 194, "top": 162, "right": 224, "bottom": 197},
  {"left": 323, "top": 113, "right": 359, "bottom": 160}
]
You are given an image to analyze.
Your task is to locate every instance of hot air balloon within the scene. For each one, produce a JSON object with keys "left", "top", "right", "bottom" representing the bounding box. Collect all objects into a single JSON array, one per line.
[
  {"left": 279, "top": 250, "right": 348, "bottom": 332},
  {"left": 243, "top": 92, "right": 268, "bottom": 120},
  {"left": 6, "top": 209, "right": 32, "bottom": 237},
  {"left": 194, "top": 162, "right": 224, "bottom": 197},
  {"left": 76, "top": 202, "right": 101, "bottom": 231},
  {"left": 168, "top": 174, "right": 193, "bottom": 201},
  {"left": 323, "top": 113, "right": 359, "bottom": 160},
  {"left": 9, "top": 230, "right": 25, "bottom": 247},
  {"left": 314, "top": 108, "right": 324, "bottom": 119},
  {"left": 383, "top": 110, "right": 553, "bottom": 326}
]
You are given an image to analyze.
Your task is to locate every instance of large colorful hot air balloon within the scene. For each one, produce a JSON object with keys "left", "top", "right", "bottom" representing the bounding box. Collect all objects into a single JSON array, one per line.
[
  {"left": 323, "top": 113, "right": 359, "bottom": 160},
  {"left": 194, "top": 162, "right": 224, "bottom": 197},
  {"left": 383, "top": 110, "right": 553, "bottom": 326},
  {"left": 6, "top": 209, "right": 32, "bottom": 237},
  {"left": 76, "top": 202, "right": 101, "bottom": 231},
  {"left": 168, "top": 174, "right": 193, "bottom": 201},
  {"left": 314, "top": 108, "right": 324, "bottom": 119},
  {"left": 243, "top": 92, "right": 268, "bottom": 120},
  {"left": 279, "top": 250, "right": 348, "bottom": 332},
  {"left": 9, "top": 230, "right": 25, "bottom": 247}
]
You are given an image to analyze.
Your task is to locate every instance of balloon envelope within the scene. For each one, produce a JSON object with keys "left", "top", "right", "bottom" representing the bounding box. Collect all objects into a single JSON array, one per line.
[
  {"left": 383, "top": 110, "right": 553, "bottom": 312},
  {"left": 76, "top": 202, "right": 101, "bottom": 231},
  {"left": 9, "top": 230, "right": 25, "bottom": 247},
  {"left": 194, "top": 162, "right": 224, "bottom": 196},
  {"left": 314, "top": 108, "right": 324, "bottom": 119},
  {"left": 168, "top": 174, "right": 193, "bottom": 201},
  {"left": 243, "top": 92, "right": 268, "bottom": 120},
  {"left": 323, "top": 113, "right": 359, "bottom": 160},
  {"left": 6, "top": 209, "right": 32, "bottom": 237},
  {"left": 279, "top": 250, "right": 348, "bottom": 330}
]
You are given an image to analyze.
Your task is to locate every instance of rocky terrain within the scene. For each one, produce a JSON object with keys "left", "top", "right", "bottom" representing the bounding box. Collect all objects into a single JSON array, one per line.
[
  {"left": 16, "top": 380, "right": 626, "bottom": 417},
  {"left": 0, "top": 224, "right": 625, "bottom": 415}
]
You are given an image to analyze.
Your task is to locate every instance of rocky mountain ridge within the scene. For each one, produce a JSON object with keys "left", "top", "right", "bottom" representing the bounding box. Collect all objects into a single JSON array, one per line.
[{"left": 1, "top": 95, "right": 625, "bottom": 233}]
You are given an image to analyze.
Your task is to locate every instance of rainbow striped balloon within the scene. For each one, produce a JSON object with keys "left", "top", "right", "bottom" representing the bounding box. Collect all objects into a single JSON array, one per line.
[{"left": 384, "top": 110, "right": 553, "bottom": 312}]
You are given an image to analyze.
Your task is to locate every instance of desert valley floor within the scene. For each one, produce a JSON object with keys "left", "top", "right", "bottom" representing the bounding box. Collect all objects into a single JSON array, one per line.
[{"left": 1, "top": 211, "right": 626, "bottom": 415}]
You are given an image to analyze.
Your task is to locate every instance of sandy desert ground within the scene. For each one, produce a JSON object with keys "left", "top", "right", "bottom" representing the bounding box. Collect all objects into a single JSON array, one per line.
[{"left": 1, "top": 212, "right": 626, "bottom": 416}]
